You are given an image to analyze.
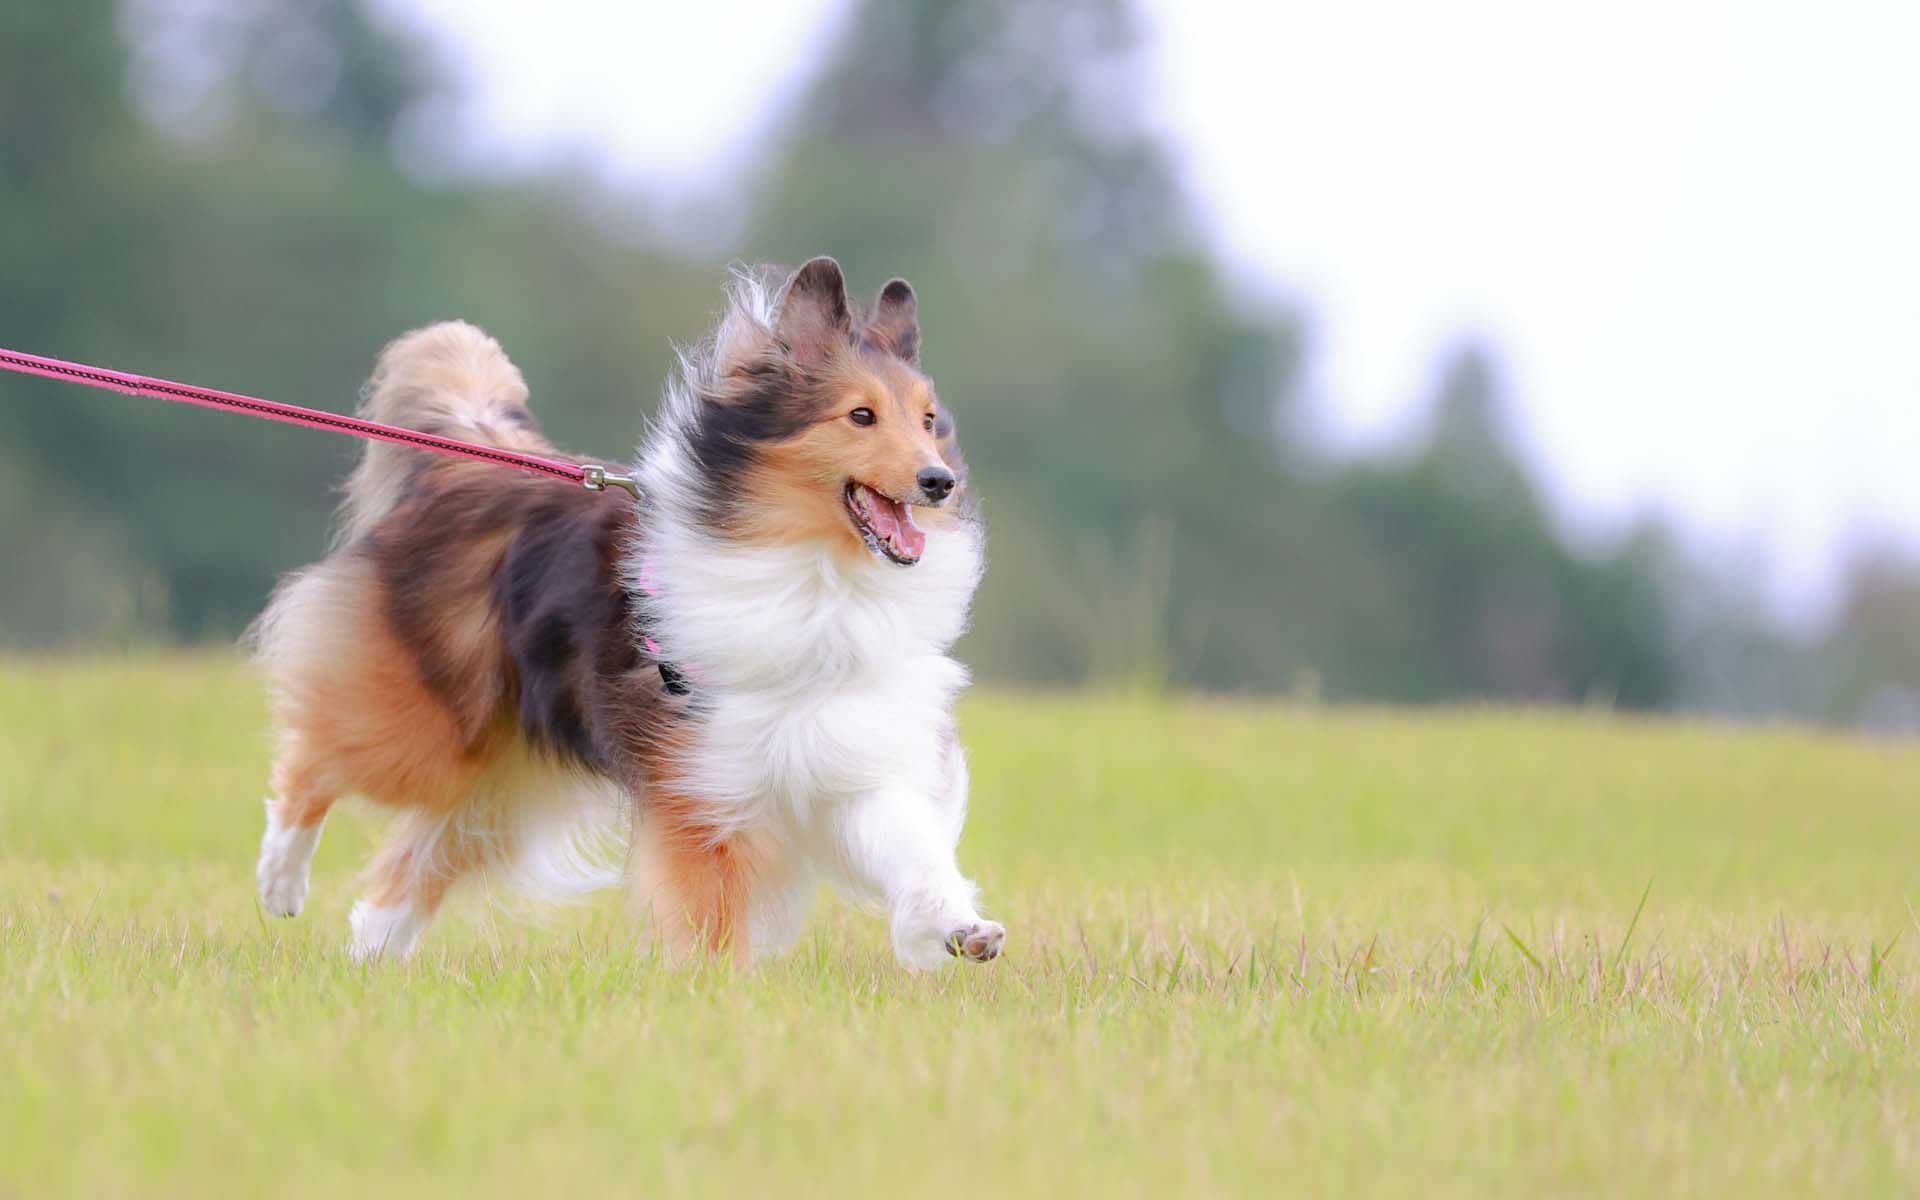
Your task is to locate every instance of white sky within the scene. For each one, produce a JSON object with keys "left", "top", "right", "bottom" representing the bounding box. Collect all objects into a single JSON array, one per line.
[{"left": 390, "top": 0, "right": 1919, "bottom": 623}]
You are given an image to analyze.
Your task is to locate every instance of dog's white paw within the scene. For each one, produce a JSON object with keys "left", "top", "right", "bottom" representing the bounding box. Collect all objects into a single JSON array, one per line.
[
  {"left": 257, "top": 799, "right": 322, "bottom": 918},
  {"left": 348, "top": 898, "right": 427, "bottom": 963},
  {"left": 947, "top": 920, "right": 1006, "bottom": 963},
  {"left": 892, "top": 907, "right": 1005, "bottom": 970}
]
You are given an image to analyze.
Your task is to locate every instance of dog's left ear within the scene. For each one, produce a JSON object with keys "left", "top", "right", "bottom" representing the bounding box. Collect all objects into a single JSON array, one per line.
[
  {"left": 864, "top": 278, "right": 920, "bottom": 363},
  {"left": 775, "top": 256, "right": 853, "bottom": 369}
]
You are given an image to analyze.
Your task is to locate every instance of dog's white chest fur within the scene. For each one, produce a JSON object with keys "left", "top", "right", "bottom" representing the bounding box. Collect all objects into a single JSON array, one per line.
[{"left": 633, "top": 523, "right": 982, "bottom": 833}]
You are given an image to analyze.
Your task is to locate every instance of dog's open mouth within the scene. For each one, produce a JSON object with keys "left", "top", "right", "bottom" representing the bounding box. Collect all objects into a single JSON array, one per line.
[{"left": 845, "top": 482, "right": 926, "bottom": 566}]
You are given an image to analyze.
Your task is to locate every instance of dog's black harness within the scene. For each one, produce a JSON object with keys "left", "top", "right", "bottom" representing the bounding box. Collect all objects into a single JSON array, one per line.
[{"left": 655, "top": 658, "right": 691, "bottom": 696}]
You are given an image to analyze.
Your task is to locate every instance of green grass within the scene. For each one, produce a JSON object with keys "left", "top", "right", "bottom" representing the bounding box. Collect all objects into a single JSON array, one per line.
[{"left": 4, "top": 655, "right": 1919, "bottom": 1197}]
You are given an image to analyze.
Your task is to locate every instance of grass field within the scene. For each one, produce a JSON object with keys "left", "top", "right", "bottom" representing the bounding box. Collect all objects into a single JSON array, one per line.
[{"left": 3, "top": 655, "right": 1919, "bottom": 1197}]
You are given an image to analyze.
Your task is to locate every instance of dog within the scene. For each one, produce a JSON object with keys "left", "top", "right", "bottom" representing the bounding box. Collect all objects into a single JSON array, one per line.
[{"left": 249, "top": 257, "right": 1003, "bottom": 968}]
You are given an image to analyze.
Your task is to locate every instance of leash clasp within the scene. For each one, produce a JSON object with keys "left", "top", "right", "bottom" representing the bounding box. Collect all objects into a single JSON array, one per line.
[{"left": 581, "top": 465, "right": 641, "bottom": 500}]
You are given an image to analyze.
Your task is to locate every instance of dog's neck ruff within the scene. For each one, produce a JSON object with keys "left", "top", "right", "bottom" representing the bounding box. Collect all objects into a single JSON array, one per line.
[
  {"left": 629, "top": 526, "right": 981, "bottom": 691},
  {"left": 625, "top": 506, "right": 982, "bottom": 704},
  {"left": 620, "top": 506, "right": 982, "bottom": 838}
]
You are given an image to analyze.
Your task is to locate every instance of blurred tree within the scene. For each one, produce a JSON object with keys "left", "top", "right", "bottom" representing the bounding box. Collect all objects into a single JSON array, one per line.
[
  {"left": 119, "top": 0, "right": 430, "bottom": 151},
  {"left": 1819, "top": 548, "right": 1920, "bottom": 731},
  {"left": 1330, "top": 348, "right": 1671, "bottom": 704}
]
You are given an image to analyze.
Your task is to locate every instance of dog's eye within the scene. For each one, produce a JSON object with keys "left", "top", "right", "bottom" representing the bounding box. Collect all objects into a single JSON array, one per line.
[
  {"left": 849, "top": 408, "right": 875, "bottom": 427},
  {"left": 923, "top": 412, "right": 936, "bottom": 432}
]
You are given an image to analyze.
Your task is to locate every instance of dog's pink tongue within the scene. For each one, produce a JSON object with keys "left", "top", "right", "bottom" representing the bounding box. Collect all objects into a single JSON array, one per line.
[
  {"left": 867, "top": 496, "right": 898, "bottom": 542},
  {"left": 889, "top": 497, "right": 926, "bottom": 559}
]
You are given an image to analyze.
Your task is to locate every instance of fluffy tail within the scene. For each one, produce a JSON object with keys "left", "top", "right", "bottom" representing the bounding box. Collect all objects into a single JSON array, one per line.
[{"left": 334, "top": 320, "right": 552, "bottom": 546}]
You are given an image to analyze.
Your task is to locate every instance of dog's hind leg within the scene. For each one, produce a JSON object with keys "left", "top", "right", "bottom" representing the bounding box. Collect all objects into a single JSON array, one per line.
[
  {"left": 348, "top": 804, "right": 493, "bottom": 962},
  {"left": 341, "top": 764, "right": 556, "bottom": 960},
  {"left": 257, "top": 751, "right": 337, "bottom": 918}
]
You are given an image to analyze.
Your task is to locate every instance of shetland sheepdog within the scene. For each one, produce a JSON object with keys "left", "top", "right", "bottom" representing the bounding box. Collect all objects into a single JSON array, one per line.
[{"left": 249, "top": 257, "right": 1002, "bottom": 968}]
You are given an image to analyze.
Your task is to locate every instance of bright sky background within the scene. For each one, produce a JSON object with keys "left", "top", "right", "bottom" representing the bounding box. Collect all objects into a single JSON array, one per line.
[{"left": 390, "top": 0, "right": 1919, "bottom": 623}]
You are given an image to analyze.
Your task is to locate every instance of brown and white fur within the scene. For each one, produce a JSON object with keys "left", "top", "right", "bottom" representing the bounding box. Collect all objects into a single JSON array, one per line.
[{"left": 251, "top": 257, "right": 1002, "bottom": 968}]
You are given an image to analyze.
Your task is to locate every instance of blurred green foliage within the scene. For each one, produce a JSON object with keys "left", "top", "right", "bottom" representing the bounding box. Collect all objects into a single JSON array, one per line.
[{"left": 2, "top": 0, "right": 1913, "bottom": 723}]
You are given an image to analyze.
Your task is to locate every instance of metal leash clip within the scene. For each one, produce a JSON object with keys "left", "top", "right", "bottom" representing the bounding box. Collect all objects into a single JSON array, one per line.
[{"left": 580, "top": 465, "right": 641, "bottom": 500}]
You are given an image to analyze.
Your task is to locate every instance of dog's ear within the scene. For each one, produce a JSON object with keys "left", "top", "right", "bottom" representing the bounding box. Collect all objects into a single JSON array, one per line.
[
  {"left": 864, "top": 278, "right": 920, "bottom": 363},
  {"left": 775, "top": 256, "right": 853, "bottom": 369}
]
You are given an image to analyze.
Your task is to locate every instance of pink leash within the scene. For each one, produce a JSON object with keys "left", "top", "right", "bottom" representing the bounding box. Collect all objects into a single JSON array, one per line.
[{"left": 0, "top": 345, "right": 639, "bottom": 499}]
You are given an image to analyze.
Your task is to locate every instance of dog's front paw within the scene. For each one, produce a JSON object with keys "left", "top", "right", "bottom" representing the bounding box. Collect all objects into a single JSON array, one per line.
[
  {"left": 892, "top": 906, "right": 1001, "bottom": 970},
  {"left": 946, "top": 920, "right": 1005, "bottom": 963}
]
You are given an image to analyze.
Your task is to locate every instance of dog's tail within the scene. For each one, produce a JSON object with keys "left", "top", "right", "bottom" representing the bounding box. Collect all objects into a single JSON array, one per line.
[{"left": 334, "top": 320, "right": 553, "bottom": 546}]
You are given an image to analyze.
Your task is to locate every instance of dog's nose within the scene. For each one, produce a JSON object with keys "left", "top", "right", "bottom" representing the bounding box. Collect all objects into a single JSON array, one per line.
[{"left": 917, "top": 466, "right": 956, "bottom": 503}]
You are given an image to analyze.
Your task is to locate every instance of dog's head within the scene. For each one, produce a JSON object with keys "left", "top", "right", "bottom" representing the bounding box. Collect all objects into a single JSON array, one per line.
[{"left": 688, "top": 257, "right": 966, "bottom": 566}]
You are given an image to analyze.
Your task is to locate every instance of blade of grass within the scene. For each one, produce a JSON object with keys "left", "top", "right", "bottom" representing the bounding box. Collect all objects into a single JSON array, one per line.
[
  {"left": 1503, "top": 924, "right": 1544, "bottom": 974},
  {"left": 1460, "top": 914, "right": 1486, "bottom": 990},
  {"left": 1613, "top": 878, "right": 1654, "bottom": 975},
  {"left": 1870, "top": 932, "right": 1900, "bottom": 989}
]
